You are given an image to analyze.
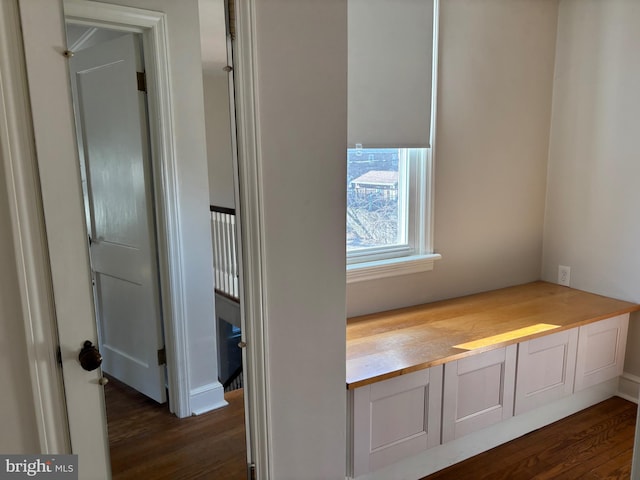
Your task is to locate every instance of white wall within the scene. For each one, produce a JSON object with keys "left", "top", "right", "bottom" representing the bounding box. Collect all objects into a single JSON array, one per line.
[
  {"left": 541, "top": 0, "right": 640, "bottom": 378},
  {"left": 347, "top": 0, "right": 559, "bottom": 317},
  {"left": 0, "top": 154, "right": 40, "bottom": 453},
  {"left": 203, "top": 71, "right": 235, "bottom": 209},
  {"left": 253, "top": 1, "right": 347, "bottom": 478},
  {"left": 199, "top": 0, "right": 235, "bottom": 209}
]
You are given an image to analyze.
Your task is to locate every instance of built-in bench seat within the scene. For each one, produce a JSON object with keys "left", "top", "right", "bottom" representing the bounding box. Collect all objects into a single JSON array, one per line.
[{"left": 346, "top": 281, "right": 640, "bottom": 478}]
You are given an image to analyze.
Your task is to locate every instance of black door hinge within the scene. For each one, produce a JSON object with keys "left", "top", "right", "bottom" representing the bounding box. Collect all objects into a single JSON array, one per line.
[
  {"left": 248, "top": 463, "right": 256, "bottom": 480},
  {"left": 137, "top": 71, "right": 147, "bottom": 92},
  {"left": 56, "top": 346, "right": 63, "bottom": 367},
  {"left": 157, "top": 347, "right": 166, "bottom": 365}
]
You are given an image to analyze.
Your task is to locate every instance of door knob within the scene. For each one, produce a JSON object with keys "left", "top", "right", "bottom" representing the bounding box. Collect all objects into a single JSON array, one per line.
[{"left": 78, "top": 340, "right": 102, "bottom": 371}]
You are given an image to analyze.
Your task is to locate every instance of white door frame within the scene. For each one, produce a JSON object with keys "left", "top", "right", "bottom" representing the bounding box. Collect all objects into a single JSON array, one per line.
[
  {"left": 63, "top": 0, "right": 191, "bottom": 418},
  {"left": 231, "top": 1, "right": 271, "bottom": 476}
]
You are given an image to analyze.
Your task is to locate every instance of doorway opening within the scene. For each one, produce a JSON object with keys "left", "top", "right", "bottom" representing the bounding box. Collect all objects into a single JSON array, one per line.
[
  {"left": 64, "top": 6, "right": 247, "bottom": 478},
  {"left": 66, "top": 26, "right": 168, "bottom": 405}
]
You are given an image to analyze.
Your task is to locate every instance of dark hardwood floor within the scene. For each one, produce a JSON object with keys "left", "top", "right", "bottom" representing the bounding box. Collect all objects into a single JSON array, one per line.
[
  {"left": 422, "top": 396, "right": 637, "bottom": 480},
  {"left": 104, "top": 382, "right": 635, "bottom": 480},
  {"left": 104, "top": 377, "right": 247, "bottom": 480}
]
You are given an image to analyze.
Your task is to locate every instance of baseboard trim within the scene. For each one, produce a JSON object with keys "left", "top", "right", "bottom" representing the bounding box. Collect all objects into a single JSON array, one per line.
[
  {"left": 190, "top": 381, "right": 228, "bottom": 415},
  {"left": 618, "top": 372, "right": 640, "bottom": 404},
  {"left": 352, "top": 378, "right": 619, "bottom": 480}
]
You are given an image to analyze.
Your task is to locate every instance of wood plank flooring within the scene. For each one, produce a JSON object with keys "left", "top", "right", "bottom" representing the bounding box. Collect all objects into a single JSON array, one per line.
[
  {"left": 422, "top": 396, "right": 637, "bottom": 480},
  {"left": 104, "top": 380, "right": 635, "bottom": 480},
  {"left": 104, "top": 377, "right": 246, "bottom": 479}
]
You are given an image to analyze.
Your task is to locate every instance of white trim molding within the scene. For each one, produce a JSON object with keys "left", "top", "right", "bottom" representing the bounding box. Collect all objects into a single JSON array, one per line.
[
  {"left": 0, "top": 0, "right": 70, "bottom": 454},
  {"left": 347, "top": 253, "right": 441, "bottom": 283},
  {"left": 190, "top": 383, "right": 228, "bottom": 416},
  {"left": 633, "top": 400, "right": 640, "bottom": 478},
  {"left": 64, "top": 0, "right": 162, "bottom": 31},
  {"left": 63, "top": 0, "right": 192, "bottom": 418},
  {"left": 233, "top": 0, "right": 272, "bottom": 477},
  {"left": 618, "top": 372, "right": 640, "bottom": 404}
]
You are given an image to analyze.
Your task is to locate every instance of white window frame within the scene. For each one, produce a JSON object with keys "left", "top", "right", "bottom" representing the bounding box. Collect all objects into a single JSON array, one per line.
[
  {"left": 346, "top": 0, "right": 441, "bottom": 284},
  {"left": 347, "top": 148, "right": 440, "bottom": 283}
]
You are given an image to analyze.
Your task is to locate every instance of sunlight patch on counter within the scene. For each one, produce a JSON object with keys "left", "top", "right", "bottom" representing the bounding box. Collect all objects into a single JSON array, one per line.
[{"left": 454, "top": 323, "right": 560, "bottom": 350}]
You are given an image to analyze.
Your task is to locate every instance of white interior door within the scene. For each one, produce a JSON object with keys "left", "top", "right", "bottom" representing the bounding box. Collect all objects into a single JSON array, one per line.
[
  {"left": 70, "top": 33, "right": 166, "bottom": 404},
  {"left": 18, "top": 0, "right": 111, "bottom": 476}
]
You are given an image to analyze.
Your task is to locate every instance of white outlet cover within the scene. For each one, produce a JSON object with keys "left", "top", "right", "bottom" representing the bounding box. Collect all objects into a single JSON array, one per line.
[{"left": 558, "top": 265, "right": 571, "bottom": 287}]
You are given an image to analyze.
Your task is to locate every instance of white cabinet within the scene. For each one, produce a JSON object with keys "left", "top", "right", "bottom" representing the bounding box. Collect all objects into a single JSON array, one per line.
[
  {"left": 347, "top": 314, "right": 632, "bottom": 477},
  {"left": 514, "top": 328, "right": 578, "bottom": 415},
  {"left": 575, "top": 313, "right": 629, "bottom": 391},
  {"left": 442, "top": 345, "right": 517, "bottom": 442},
  {"left": 350, "top": 366, "right": 443, "bottom": 477}
]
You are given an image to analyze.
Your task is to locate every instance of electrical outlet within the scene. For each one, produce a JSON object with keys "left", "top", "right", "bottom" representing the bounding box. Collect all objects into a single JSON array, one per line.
[{"left": 558, "top": 265, "right": 571, "bottom": 287}]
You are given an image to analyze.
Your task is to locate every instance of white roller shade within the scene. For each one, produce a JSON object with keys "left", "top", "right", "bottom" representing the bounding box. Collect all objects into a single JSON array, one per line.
[{"left": 348, "top": 0, "right": 434, "bottom": 149}]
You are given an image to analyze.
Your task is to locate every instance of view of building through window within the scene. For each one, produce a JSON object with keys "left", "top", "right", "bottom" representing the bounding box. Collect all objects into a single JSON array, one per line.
[{"left": 347, "top": 148, "right": 403, "bottom": 251}]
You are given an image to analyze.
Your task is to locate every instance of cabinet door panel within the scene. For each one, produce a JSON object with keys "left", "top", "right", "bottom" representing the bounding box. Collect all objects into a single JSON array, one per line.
[
  {"left": 351, "top": 366, "right": 443, "bottom": 477},
  {"left": 370, "top": 385, "right": 427, "bottom": 450},
  {"left": 442, "top": 345, "right": 516, "bottom": 443},
  {"left": 457, "top": 363, "right": 502, "bottom": 419},
  {"left": 514, "top": 328, "right": 578, "bottom": 415},
  {"left": 575, "top": 314, "right": 629, "bottom": 391},
  {"left": 584, "top": 329, "right": 618, "bottom": 372}
]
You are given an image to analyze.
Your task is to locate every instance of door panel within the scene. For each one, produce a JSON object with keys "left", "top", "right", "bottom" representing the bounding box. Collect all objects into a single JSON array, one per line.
[
  {"left": 71, "top": 33, "right": 166, "bottom": 404},
  {"left": 18, "top": 1, "right": 111, "bottom": 477}
]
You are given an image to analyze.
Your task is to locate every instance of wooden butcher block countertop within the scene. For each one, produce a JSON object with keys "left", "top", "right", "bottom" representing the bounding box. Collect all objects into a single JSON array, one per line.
[{"left": 346, "top": 281, "right": 640, "bottom": 390}]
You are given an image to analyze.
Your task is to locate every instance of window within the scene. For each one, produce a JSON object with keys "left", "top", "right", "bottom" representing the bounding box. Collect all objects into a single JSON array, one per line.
[
  {"left": 346, "top": 0, "right": 440, "bottom": 282},
  {"left": 346, "top": 147, "right": 438, "bottom": 282},
  {"left": 347, "top": 148, "right": 402, "bottom": 252}
]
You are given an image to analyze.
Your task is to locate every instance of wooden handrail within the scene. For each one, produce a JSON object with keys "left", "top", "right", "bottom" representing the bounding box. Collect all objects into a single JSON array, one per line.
[{"left": 210, "top": 205, "right": 236, "bottom": 216}]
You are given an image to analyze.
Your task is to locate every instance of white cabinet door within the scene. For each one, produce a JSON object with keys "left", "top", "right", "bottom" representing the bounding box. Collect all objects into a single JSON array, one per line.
[
  {"left": 350, "top": 366, "right": 443, "bottom": 477},
  {"left": 575, "top": 314, "right": 629, "bottom": 391},
  {"left": 442, "top": 345, "right": 516, "bottom": 442},
  {"left": 515, "top": 328, "right": 578, "bottom": 415}
]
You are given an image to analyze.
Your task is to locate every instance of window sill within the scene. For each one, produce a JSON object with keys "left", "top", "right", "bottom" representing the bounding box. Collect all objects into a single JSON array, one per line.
[{"left": 346, "top": 253, "right": 442, "bottom": 284}]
